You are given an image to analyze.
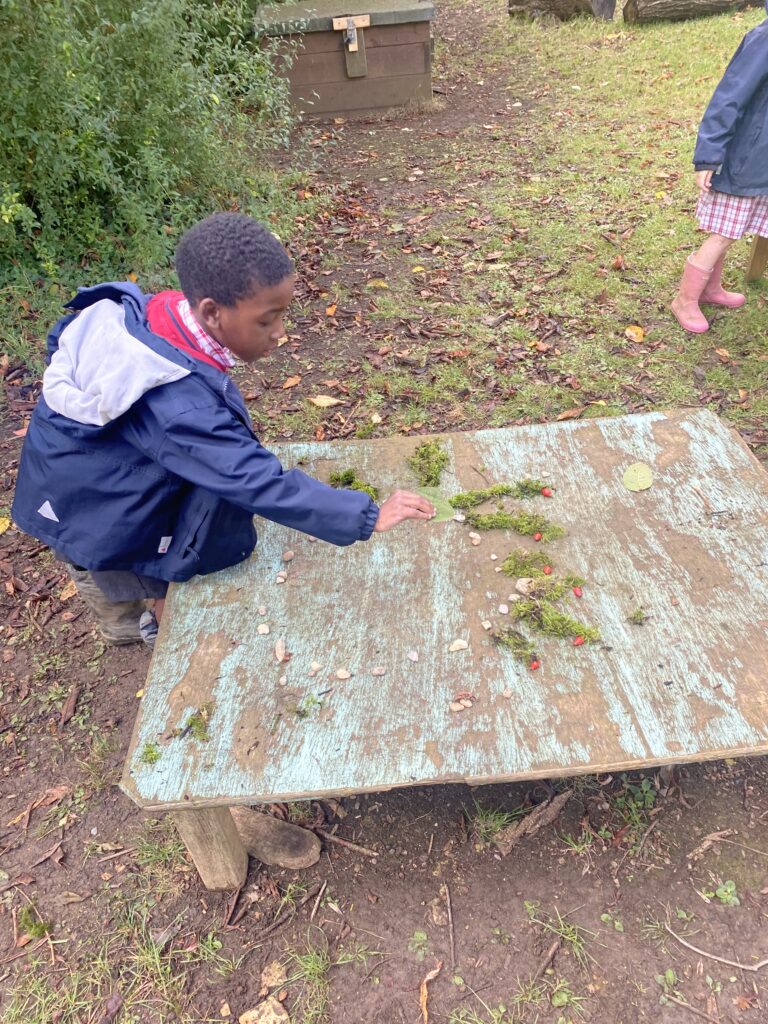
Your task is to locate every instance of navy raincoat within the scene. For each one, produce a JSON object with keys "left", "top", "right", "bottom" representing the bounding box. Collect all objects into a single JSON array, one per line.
[
  {"left": 11, "top": 283, "right": 379, "bottom": 581},
  {"left": 693, "top": 5, "right": 768, "bottom": 196}
]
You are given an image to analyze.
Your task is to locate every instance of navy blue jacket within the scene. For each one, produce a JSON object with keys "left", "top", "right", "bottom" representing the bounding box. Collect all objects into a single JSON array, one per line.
[
  {"left": 693, "top": 9, "right": 768, "bottom": 196},
  {"left": 11, "top": 283, "right": 379, "bottom": 581}
]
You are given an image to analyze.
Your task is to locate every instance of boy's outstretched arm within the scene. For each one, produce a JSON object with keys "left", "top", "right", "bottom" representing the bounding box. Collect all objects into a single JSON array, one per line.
[{"left": 139, "top": 402, "right": 434, "bottom": 545}]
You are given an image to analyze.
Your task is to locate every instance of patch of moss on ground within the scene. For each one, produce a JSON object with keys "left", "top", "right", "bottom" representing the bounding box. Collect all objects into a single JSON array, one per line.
[{"left": 186, "top": 701, "right": 215, "bottom": 743}]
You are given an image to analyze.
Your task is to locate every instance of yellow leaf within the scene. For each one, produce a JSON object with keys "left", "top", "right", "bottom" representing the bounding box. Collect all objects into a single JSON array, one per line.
[
  {"left": 59, "top": 579, "right": 78, "bottom": 603},
  {"left": 412, "top": 265, "right": 425, "bottom": 273},
  {"left": 282, "top": 375, "right": 302, "bottom": 389},
  {"left": 135, "top": 689, "right": 145, "bottom": 699},
  {"left": 622, "top": 462, "right": 654, "bottom": 492},
  {"left": 307, "top": 395, "right": 343, "bottom": 409},
  {"left": 366, "top": 279, "right": 389, "bottom": 289},
  {"left": 0, "top": 516, "right": 10, "bottom": 536},
  {"left": 624, "top": 325, "right": 645, "bottom": 343},
  {"left": 127, "top": 272, "right": 138, "bottom": 283},
  {"left": 325, "top": 303, "right": 337, "bottom": 316}
]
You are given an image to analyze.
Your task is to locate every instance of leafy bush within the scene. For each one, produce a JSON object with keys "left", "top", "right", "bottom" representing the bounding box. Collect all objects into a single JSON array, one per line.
[{"left": 0, "top": 0, "right": 294, "bottom": 282}]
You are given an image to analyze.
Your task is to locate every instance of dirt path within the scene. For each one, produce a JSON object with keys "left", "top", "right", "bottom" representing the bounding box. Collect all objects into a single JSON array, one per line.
[{"left": 2, "top": 0, "right": 768, "bottom": 1021}]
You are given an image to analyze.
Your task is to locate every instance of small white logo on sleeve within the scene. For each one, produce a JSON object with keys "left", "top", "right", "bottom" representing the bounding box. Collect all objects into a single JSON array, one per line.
[
  {"left": 158, "top": 536, "right": 173, "bottom": 554},
  {"left": 37, "top": 500, "right": 59, "bottom": 522}
]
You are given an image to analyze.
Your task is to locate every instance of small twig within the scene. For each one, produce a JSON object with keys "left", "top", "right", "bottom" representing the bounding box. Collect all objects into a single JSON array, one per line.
[
  {"left": 443, "top": 883, "right": 456, "bottom": 972},
  {"left": 256, "top": 883, "right": 322, "bottom": 939},
  {"left": 427, "top": 832, "right": 434, "bottom": 856},
  {"left": 665, "top": 924, "right": 768, "bottom": 972},
  {"left": 97, "top": 846, "right": 136, "bottom": 865},
  {"left": 313, "top": 828, "right": 378, "bottom": 859},
  {"left": 363, "top": 954, "right": 393, "bottom": 983},
  {"left": 532, "top": 938, "right": 561, "bottom": 981},
  {"left": 471, "top": 465, "right": 490, "bottom": 484},
  {"left": 665, "top": 994, "right": 721, "bottom": 1023},
  {"left": 0, "top": 938, "right": 47, "bottom": 965},
  {"left": 310, "top": 880, "right": 327, "bottom": 922}
]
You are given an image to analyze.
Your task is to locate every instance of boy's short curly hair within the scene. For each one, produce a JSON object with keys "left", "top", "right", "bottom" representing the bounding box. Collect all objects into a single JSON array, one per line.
[{"left": 175, "top": 213, "right": 294, "bottom": 307}]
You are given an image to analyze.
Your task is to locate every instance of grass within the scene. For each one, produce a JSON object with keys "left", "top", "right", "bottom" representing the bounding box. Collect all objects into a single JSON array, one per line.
[
  {"left": 284, "top": 931, "right": 378, "bottom": 1024},
  {"left": 467, "top": 799, "right": 525, "bottom": 847},
  {"left": 524, "top": 901, "right": 598, "bottom": 970}
]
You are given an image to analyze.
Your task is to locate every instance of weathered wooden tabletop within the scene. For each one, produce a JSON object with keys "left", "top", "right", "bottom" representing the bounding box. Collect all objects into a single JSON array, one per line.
[{"left": 121, "top": 409, "right": 768, "bottom": 811}]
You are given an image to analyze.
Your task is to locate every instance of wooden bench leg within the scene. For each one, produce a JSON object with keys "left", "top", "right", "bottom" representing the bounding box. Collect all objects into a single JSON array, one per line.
[
  {"left": 173, "top": 806, "right": 248, "bottom": 891},
  {"left": 746, "top": 235, "right": 768, "bottom": 283}
]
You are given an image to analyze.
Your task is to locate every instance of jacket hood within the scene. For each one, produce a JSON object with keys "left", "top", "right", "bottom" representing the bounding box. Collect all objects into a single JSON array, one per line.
[{"left": 43, "top": 298, "right": 189, "bottom": 426}]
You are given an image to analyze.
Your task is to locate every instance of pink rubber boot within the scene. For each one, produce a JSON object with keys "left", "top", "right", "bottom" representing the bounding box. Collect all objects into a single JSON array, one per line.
[
  {"left": 671, "top": 256, "right": 712, "bottom": 333},
  {"left": 700, "top": 255, "right": 746, "bottom": 308}
]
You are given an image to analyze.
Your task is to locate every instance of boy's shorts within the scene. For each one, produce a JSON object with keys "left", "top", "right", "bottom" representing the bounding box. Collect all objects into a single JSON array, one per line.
[{"left": 69, "top": 563, "right": 168, "bottom": 602}]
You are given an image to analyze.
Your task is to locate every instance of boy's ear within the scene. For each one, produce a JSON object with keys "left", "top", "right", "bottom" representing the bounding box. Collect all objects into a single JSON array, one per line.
[{"left": 195, "top": 297, "right": 222, "bottom": 334}]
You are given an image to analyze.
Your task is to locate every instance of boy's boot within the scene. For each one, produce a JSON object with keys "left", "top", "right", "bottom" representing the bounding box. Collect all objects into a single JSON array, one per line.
[
  {"left": 700, "top": 255, "right": 746, "bottom": 308},
  {"left": 670, "top": 256, "right": 712, "bottom": 334},
  {"left": 230, "top": 807, "right": 321, "bottom": 869},
  {"left": 66, "top": 566, "right": 145, "bottom": 645}
]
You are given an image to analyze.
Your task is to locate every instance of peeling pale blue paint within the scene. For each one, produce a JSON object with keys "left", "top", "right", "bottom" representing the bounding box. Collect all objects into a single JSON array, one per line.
[{"left": 122, "top": 411, "right": 768, "bottom": 810}]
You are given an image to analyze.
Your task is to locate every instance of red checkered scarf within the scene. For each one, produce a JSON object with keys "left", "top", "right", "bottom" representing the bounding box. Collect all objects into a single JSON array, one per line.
[{"left": 146, "top": 290, "right": 235, "bottom": 372}]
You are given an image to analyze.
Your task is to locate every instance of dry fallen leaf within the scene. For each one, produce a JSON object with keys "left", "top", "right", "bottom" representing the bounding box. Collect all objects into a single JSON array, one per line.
[
  {"left": 59, "top": 579, "right": 79, "bottom": 603},
  {"left": 366, "top": 279, "right": 389, "bottom": 289},
  {"left": 325, "top": 303, "right": 337, "bottom": 317},
  {"left": 261, "top": 959, "right": 288, "bottom": 990},
  {"left": 420, "top": 960, "right": 443, "bottom": 1024},
  {"left": 556, "top": 407, "right": 585, "bottom": 421},
  {"left": 307, "top": 396, "right": 343, "bottom": 409},
  {"left": 282, "top": 375, "right": 302, "bottom": 389},
  {"left": 715, "top": 347, "right": 730, "bottom": 363},
  {"left": 624, "top": 325, "right": 645, "bottom": 343},
  {"left": 0, "top": 516, "right": 10, "bottom": 536}
]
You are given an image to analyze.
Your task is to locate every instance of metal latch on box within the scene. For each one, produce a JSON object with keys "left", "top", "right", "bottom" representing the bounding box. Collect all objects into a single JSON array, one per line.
[{"left": 332, "top": 14, "right": 370, "bottom": 78}]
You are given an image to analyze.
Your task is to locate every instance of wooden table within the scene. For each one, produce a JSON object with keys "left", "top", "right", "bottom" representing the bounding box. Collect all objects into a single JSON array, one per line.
[
  {"left": 121, "top": 409, "right": 768, "bottom": 889},
  {"left": 747, "top": 235, "right": 768, "bottom": 282}
]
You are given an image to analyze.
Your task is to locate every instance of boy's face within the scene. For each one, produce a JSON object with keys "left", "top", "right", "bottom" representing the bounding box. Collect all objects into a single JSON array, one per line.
[{"left": 194, "top": 274, "right": 296, "bottom": 363}]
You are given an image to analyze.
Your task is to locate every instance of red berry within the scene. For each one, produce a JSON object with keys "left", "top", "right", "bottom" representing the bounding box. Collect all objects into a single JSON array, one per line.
[
  {"left": 530, "top": 659, "right": 540, "bottom": 670},
  {"left": 573, "top": 636, "right": 585, "bottom": 647},
  {"left": 533, "top": 532, "right": 543, "bottom": 542},
  {"left": 541, "top": 487, "right": 553, "bottom": 497},
  {"left": 543, "top": 565, "right": 553, "bottom": 576},
  {"left": 573, "top": 586, "right": 583, "bottom": 598}
]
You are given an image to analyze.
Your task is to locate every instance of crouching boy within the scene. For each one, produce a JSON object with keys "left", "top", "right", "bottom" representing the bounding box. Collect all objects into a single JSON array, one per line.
[{"left": 12, "top": 214, "right": 435, "bottom": 646}]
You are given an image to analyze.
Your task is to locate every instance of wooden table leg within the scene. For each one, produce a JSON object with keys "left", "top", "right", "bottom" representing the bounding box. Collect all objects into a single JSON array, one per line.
[
  {"left": 746, "top": 235, "right": 768, "bottom": 282},
  {"left": 173, "top": 806, "right": 248, "bottom": 891}
]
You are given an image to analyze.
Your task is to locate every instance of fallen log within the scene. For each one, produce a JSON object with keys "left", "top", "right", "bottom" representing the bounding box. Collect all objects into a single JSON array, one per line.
[{"left": 624, "top": 0, "right": 756, "bottom": 23}]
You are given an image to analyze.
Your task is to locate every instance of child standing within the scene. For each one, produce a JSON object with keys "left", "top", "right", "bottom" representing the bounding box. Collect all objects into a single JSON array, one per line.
[
  {"left": 671, "top": 7, "right": 768, "bottom": 333},
  {"left": 12, "top": 214, "right": 435, "bottom": 646}
]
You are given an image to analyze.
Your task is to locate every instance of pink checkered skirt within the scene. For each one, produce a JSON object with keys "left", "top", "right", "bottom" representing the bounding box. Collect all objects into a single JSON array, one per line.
[{"left": 696, "top": 189, "right": 768, "bottom": 239}]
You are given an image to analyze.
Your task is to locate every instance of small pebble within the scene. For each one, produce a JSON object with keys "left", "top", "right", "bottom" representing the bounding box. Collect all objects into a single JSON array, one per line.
[
  {"left": 490, "top": 554, "right": 498, "bottom": 561},
  {"left": 449, "top": 638, "right": 469, "bottom": 652},
  {"left": 408, "top": 650, "right": 419, "bottom": 662},
  {"left": 502, "top": 688, "right": 513, "bottom": 699},
  {"left": 258, "top": 605, "right": 267, "bottom": 615},
  {"left": 508, "top": 594, "right": 522, "bottom": 602},
  {"left": 449, "top": 701, "right": 465, "bottom": 713},
  {"left": 453, "top": 513, "right": 466, "bottom": 523},
  {"left": 276, "top": 577, "right": 285, "bottom": 585},
  {"left": 278, "top": 675, "right": 287, "bottom": 686},
  {"left": 308, "top": 536, "right": 317, "bottom": 543},
  {"left": 494, "top": 567, "right": 503, "bottom": 573},
  {"left": 336, "top": 668, "right": 352, "bottom": 680},
  {"left": 498, "top": 603, "right": 509, "bottom": 615},
  {"left": 460, "top": 698, "right": 473, "bottom": 709},
  {"left": 311, "top": 661, "right": 322, "bottom": 671},
  {"left": 515, "top": 577, "right": 535, "bottom": 595},
  {"left": 257, "top": 623, "right": 270, "bottom": 635},
  {"left": 481, "top": 620, "right": 492, "bottom": 630},
  {"left": 372, "top": 666, "right": 386, "bottom": 676},
  {"left": 282, "top": 550, "right": 295, "bottom": 562},
  {"left": 468, "top": 531, "right": 482, "bottom": 546}
]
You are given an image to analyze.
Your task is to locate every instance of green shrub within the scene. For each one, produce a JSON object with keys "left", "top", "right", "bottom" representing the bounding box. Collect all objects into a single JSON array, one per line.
[{"left": 0, "top": 0, "right": 294, "bottom": 282}]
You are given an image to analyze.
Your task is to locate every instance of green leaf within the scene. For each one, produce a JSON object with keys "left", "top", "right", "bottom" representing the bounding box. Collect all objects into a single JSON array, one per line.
[
  {"left": 418, "top": 488, "right": 457, "bottom": 523},
  {"left": 551, "top": 991, "right": 569, "bottom": 1008},
  {"left": 622, "top": 462, "right": 654, "bottom": 492}
]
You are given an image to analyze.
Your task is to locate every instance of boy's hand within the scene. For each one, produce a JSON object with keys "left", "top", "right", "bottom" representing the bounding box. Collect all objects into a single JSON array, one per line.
[
  {"left": 696, "top": 170, "right": 713, "bottom": 193},
  {"left": 374, "top": 490, "right": 436, "bottom": 532}
]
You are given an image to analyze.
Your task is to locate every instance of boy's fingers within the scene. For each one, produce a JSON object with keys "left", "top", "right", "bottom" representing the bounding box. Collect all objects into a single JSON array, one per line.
[{"left": 393, "top": 490, "right": 436, "bottom": 516}]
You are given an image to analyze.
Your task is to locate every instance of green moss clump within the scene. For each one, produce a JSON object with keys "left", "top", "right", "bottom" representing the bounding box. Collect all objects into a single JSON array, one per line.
[
  {"left": 407, "top": 440, "right": 449, "bottom": 487},
  {"left": 18, "top": 905, "right": 51, "bottom": 938},
  {"left": 449, "top": 484, "right": 515, "bottom": 510},
  {"left": 329, "top": 468, "right": 379, "bottom": 501},
  {"left": 493, "top": 627, "right": 536, "bottom": 663},
  {"left": 186, "top": 701, "right": 215, "bottom": 742},
  {"left": 140, "top": 742, "right": 161, "bottom": 765},
  {"left": 511, "top": 599, "right": 599, "bottom": 642},
  {"left": 511, "top": 478, "right": 547, "bottom": 499},
  {"left": 628, "top": 607, "right": 649, "bottom": 625},
  {"left": 501, "top": 549, "right": 551, "bottom": 578},
  {"left": 466, "top": 510, "right": 565, "bottom": 541}
]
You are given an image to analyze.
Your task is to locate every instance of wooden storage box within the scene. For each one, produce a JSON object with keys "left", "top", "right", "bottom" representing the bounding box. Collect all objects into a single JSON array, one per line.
[{"left": 256, "top": 0, "right": 435, "bottom": 116}]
